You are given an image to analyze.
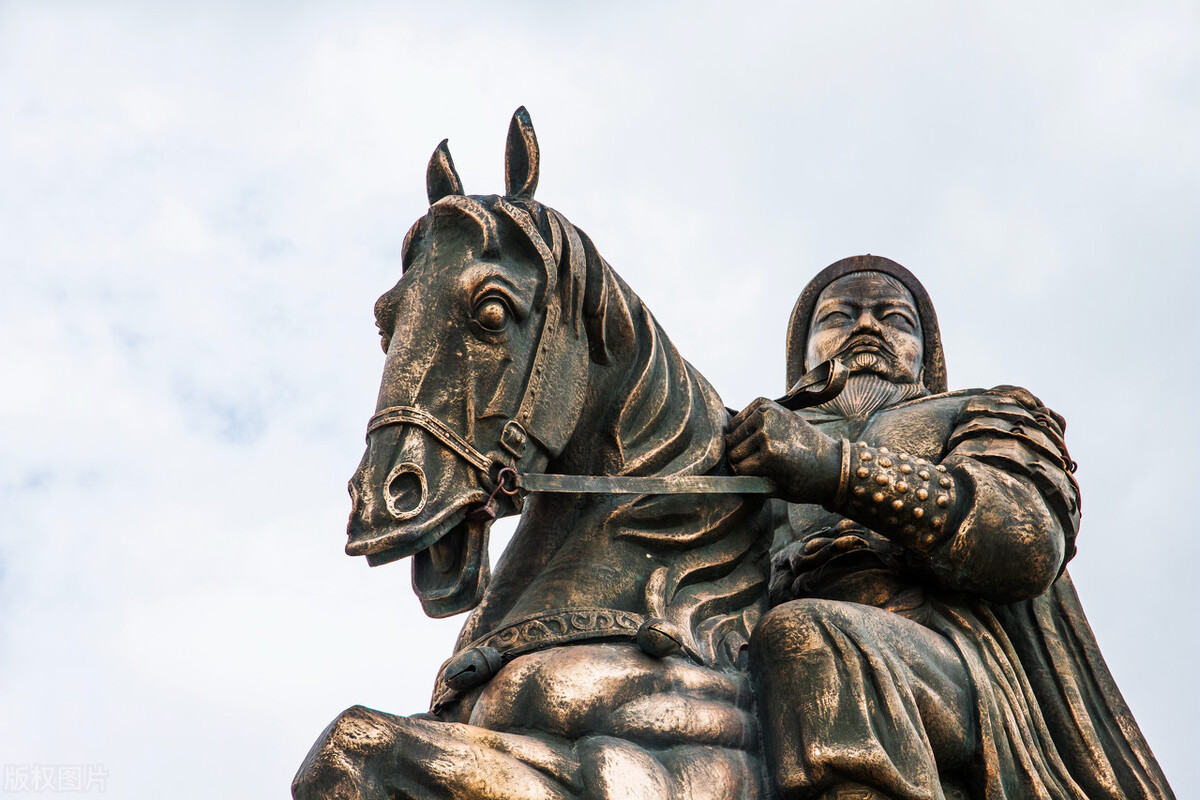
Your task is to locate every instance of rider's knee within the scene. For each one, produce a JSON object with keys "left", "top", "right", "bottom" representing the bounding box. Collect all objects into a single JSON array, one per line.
[{"left": 751, "top": 599, "right": 848, "bottom": 666}]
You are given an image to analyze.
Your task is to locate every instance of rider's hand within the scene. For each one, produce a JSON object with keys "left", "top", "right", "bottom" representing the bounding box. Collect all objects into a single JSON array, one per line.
[{"left": 725, "top": 398, "right": 842, "bottom": 505}]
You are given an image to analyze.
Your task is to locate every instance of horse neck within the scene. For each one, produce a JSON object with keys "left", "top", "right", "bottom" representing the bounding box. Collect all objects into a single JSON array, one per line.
[
  {"left": 562, "top": 269, "right": 728, "bottom": 478},
  {"left": 455, "top": 267, "right": 769, "bottom": 665}
]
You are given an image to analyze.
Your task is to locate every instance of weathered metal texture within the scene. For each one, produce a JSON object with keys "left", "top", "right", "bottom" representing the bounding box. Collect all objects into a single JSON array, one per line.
[{"left": 293, "top": 110, "right": 1174, "bottom": 800}]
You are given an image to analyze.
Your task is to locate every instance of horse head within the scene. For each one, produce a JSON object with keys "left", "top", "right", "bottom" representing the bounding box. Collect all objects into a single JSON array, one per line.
[{"left": 346, "top": 108, "right": 612, "bottom": 618}]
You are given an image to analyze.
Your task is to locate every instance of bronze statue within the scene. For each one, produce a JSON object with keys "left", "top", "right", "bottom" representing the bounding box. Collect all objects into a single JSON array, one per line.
[
  {"left": 293, "top": 108, "right": 776, "bottom": 799},
  {"left": 729, "top": 259, "right": 1173, "bottom": 800},
  {"left": 294, "top": 109, "right": 1173, "bottom": 800}
]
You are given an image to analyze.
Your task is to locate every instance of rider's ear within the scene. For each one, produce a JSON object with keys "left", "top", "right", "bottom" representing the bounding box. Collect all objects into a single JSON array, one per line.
[
  {"left": 505, "top": 106, "right": 539, "bottom": 199},
  {"left": 427, "top": 139, "right": 464, "bottom": 204}
]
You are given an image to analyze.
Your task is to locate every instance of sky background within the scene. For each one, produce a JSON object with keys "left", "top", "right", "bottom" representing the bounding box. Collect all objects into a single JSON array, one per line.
[{"left": 1, "top": 1, "right": 1197, "bottom": 797}]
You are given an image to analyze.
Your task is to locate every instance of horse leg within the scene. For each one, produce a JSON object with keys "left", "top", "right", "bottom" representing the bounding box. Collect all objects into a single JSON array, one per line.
[
  {"left": 292, "top": 705, "right": 580, "bottom": 800},
  {"left": 577, "top": 737, "right": 761, "bottom": 800},
  {"left": 293, "top": 705, "right": 763, "bottom": 800}
]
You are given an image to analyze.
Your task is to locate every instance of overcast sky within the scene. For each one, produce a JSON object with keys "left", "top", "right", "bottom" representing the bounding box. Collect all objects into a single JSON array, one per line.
[{"left": 1, "top": 2, "right": 1197, "bottom": 797}]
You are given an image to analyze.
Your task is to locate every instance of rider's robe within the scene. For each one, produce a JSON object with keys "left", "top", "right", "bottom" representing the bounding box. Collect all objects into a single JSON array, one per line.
[{"left": 758, "top": 385, "right": 1173, "bottom": 800}]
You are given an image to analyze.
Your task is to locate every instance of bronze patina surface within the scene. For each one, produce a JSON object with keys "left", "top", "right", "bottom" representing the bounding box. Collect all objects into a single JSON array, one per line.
[{"left": 293, "top": 110, "right": 1174, "bottom": 800}]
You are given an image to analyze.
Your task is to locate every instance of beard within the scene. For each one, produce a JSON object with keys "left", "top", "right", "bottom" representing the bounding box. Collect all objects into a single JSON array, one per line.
[
  {"left": 816, "top": 372, "right": 927, "bottom": 420},
  {"left": 808, "top": 332, "right": 927, "bottom": 418},
  {"left": 843, "top": 350, "right": 893, "bottom": 375}
]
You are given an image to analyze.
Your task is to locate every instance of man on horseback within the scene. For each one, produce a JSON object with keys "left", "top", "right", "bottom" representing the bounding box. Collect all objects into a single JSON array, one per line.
[
  {"left": 294, "top": 108, "right": 1173, "bottom": 800},
  {"left": 727, "top": 256, "right": 1172, "bottom": 800}
]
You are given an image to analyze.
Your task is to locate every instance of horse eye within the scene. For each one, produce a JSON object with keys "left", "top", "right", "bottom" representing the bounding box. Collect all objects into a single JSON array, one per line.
[{"left": 474, "top": 297, "right": 509, "bottom": 332}]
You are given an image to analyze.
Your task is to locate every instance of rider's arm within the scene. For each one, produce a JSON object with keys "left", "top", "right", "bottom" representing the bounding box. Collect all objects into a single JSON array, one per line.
[{"left": 838, "top": 387, "right": 1080, "bottom": 603}]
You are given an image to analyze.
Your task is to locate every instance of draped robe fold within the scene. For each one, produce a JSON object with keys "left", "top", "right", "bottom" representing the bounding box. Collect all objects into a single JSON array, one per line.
[{"left": 756, "top": 387, "right": 1173, "bottom": 800}]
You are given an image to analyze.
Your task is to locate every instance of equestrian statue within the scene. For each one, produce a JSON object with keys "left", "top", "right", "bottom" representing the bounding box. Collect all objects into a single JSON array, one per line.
[{"left": 293, "top": 108, "right": 1174, "bottom": 800}]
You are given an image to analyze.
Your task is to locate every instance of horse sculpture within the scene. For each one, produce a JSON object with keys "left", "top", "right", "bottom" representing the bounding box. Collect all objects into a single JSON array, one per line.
[{"left": 293, "top": 108, "right": 780, "bottom": 800}]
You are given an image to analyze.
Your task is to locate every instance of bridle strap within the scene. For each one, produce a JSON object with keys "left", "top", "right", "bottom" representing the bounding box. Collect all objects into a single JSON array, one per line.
[
  {"left": 367, "top": 405, "right": 494, "bottom": 475},
  {"left": 364, "top": 304, "right": 564, "bottom": 480},
  {"left": 508, "top": 300, "right": 562, "bottom": 455},
  {"left": 366, "top": 242, "right": 567, "bottom": 478},
  {"left": 366, "top": 199, "right": 831, "bottom": 498},
  {"left": 365, "top": 404, "right": 782, "bottom": 496}
]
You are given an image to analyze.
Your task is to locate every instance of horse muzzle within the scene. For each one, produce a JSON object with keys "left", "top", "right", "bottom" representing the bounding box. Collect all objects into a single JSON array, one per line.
[{"left": 344, "top": 423, "right": 500, "bottom": 617}]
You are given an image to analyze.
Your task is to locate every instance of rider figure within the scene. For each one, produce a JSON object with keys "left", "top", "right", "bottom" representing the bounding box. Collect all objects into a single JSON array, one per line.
[{"left": 727, "top": 255, "right": 1169, "bottom": 800}]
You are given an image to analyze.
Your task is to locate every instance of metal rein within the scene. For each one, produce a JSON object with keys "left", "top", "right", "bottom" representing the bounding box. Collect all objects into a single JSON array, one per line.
[{"left": 365, "top": 310, "right": 847, "bottom": 501}]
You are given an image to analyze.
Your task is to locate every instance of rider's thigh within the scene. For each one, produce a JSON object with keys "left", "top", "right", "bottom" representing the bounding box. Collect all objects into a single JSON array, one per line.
[{"left": 752, "top": 598, "right": 975, "bottom": 767}]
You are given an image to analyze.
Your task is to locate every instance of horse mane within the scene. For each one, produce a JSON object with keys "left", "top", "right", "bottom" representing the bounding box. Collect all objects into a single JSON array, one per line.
[
  {"left": 426, "top": 195, "right": 768, "bottom": 665},
  {"left": 590, "top": 260, "right": 769, "bottom": 664}
]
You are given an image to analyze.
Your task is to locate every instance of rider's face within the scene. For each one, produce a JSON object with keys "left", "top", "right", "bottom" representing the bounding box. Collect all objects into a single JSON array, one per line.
[{"left": 805, "top": 272, "right": 923, "bottom": 384}]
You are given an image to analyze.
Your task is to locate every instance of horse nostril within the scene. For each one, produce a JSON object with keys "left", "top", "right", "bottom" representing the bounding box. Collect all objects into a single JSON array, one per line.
[{"left": 385, "top": 463, "right": 427, "bottom": 520}]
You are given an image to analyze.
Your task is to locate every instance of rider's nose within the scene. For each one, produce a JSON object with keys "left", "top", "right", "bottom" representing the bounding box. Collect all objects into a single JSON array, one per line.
[{"left": 854, "top": 310, "right": 883, "bottom": 333}]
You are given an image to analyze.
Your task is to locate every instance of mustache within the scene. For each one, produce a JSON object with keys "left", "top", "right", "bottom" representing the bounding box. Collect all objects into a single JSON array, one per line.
[{"left": 834, "top": 333, "right": 897, "bottom": 359}]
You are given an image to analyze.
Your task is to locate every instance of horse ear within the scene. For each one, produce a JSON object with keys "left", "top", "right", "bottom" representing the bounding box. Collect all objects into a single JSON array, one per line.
[
  {"left": 427, "top": 139, "right": 464, "bottom": 204},
  {"left": 504, "top": 106, "right": 540, "bottom": 199}
]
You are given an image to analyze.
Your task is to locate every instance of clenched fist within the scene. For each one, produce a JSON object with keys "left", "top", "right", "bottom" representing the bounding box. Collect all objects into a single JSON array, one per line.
[{"left": 726, "top": 398, "right": 843, "bottom": 505}]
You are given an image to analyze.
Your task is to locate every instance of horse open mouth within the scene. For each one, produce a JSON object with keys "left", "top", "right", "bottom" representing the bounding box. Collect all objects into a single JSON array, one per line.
[{"left": 346, "top": 499, "right": 493, "bottom": 618}]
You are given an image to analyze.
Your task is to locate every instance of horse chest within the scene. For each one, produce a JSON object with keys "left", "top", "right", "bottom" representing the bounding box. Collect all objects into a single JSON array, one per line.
[{"left": 466, "top": 644, "right": 756, "bottom": 750}]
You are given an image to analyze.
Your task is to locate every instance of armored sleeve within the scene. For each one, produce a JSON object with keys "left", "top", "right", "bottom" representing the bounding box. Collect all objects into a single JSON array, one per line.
[{"left": 839, "top": 386, "right": 1080, "bottom": 602}]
